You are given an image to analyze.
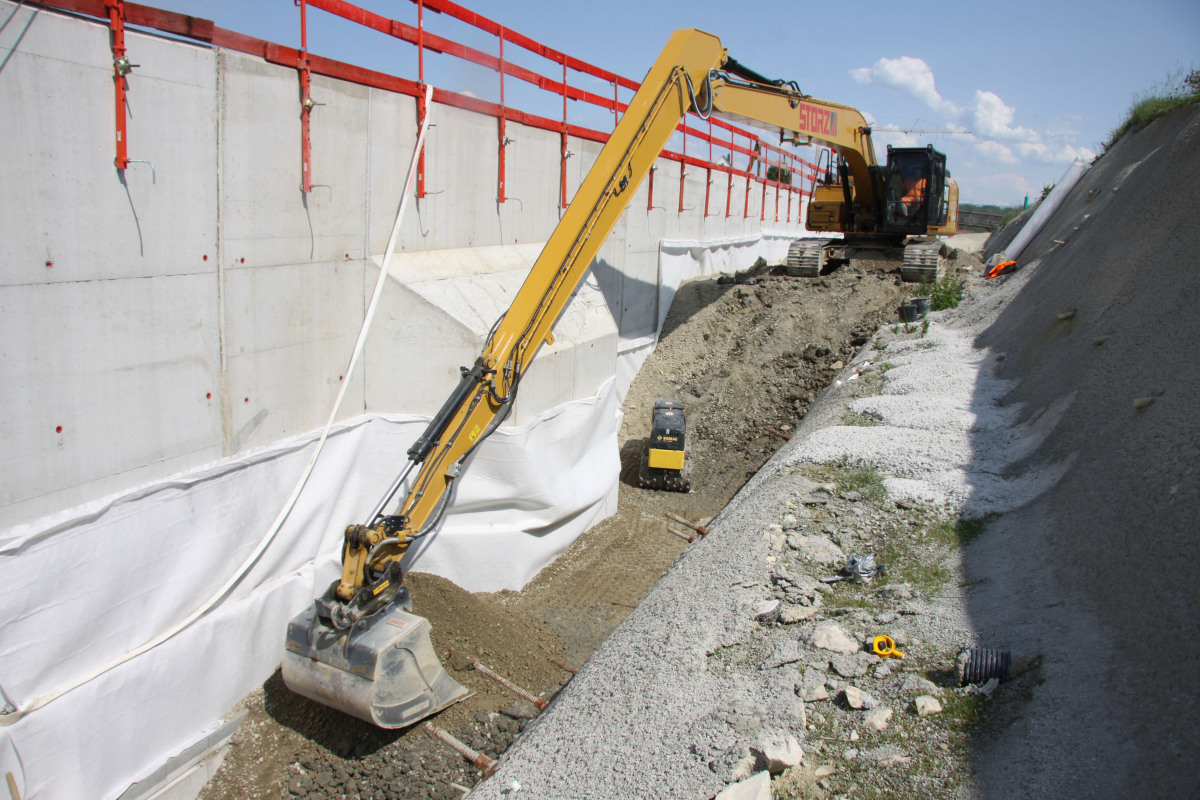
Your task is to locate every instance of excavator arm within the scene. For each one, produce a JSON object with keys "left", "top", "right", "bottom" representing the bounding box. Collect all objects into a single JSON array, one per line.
[
  {"left": 335, "top": 30, "right": 882, "bottom": 605},
  {"left": 283, "top": 28, "right": 886, "bottom": 728}
]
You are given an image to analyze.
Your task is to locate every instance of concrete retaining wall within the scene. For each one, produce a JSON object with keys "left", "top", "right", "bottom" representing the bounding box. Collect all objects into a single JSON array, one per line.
[{"left": 0, "top": 3, "right": 804, "bottom": 528}]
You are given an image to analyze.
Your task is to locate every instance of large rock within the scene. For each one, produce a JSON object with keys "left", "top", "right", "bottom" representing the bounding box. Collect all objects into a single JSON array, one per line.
[
  {"left": 811, "top": 621, "right": 859, "bottom": 654},
  {"left": 779, "top": 604, "right": 819, "bottom": 624},
  {"left": 864, "top": 707, "right": 893, "bottom": 731},
  {"left": 752, "top": 733, "right": 804, "bottom": 774},
  {"left": 842, "top": 686, "right": 878, "bottom": 710},
  {"left": 898, "top": 675, "right": 941, "bottom": 695},
  {"left": 791, "top": 535, "right": 845, "bottom": 565},
  {"left": 915, "top": 695, "right": 943, "bottom": 716},
  {"left": 861, "top": 745, "right": 910, "bottom": 766},
  {"left": 715, "top": 771, "right": 772, "bottom": 800},
  {"left": 754, "top": 599, "right": 782, "bottom": 623},
  {"left": 830, "top": 652, "right": 869, "bottom": 678}
]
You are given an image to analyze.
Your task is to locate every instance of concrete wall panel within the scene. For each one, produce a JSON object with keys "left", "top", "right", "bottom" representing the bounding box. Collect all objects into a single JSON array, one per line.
[
  {"left": 1, "top": 13, "right": 217, "bottom": 285},
  {"left": 221, "top": 260, "right": 366, "bottom": 451},
  {"left": 417, "top": 104, "right": 504, "bottom": 250},
  {"left": 498, "top": 122, "right": 563, "bottom": 246},
  {"left": 218, "top": 51, "right": 366, "bottom": 269},
  {"left": 0, "top": 274, "right": 222, "bottom": 526},
  {"left": 365, "top": 88, "right": 418, "bottom": 256}
]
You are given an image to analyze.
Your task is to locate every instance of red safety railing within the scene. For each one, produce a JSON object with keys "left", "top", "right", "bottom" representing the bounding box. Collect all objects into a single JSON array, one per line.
[{"left": 34, "top": 0, "right": 819, "bottom": 221}]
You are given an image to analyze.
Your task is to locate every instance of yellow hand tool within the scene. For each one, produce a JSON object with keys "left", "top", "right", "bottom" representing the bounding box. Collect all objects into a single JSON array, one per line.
[{"left": 871, "top": 634, "right": 904, "bottom": 659}]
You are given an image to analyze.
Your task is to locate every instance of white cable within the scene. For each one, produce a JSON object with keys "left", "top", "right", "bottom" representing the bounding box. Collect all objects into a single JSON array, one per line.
[{"left": 0, "top": 85, "right": 436, "bottom": 727}]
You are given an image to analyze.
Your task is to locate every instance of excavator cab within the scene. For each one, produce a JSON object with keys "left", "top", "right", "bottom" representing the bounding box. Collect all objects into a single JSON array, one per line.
[{"left": 881, "top": 145, "right": 949, "bottom": 234}]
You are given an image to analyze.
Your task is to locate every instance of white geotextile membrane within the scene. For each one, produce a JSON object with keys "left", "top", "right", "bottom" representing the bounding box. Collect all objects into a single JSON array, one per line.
[
  {"left": 0, "top": 380, "right": 618, "bottom": 800},
  {"left": 785, "top": 317, "right": 1074, "bottom": 517},
  {"left": 1005, "top": 159, "right": 1089, "bottom": 260}
]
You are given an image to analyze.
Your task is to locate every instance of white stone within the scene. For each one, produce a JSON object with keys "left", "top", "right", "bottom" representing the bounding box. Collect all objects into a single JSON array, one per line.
[
  {"left": 801, "top": 684, "right": 830, "bottom": 702},
  {"left": 779, "top": 604, "right": 818, "bottom": 624},
  {"left": 793, "top": 535, "right": 845, "bottom": 565},
  {"left": 899, "top": 675, "right": 941, "bottom": 695},
  {"left": 844, "top": 686, "right": 864, "bottom": 709},
  {"left": 843, "top": 748, "right": 859, "bottom": 761},
  {"left": 754, "top": 599, "right": 782, "bottom": 623},
  {"left": 754, "top": 734, "right": 804, "bottom": 774},
  {"left": 812, "top": 621, "right": 860, "bottom": 654},
  {"left": 715, "top": 770, "right": 772, "bottom": 800},
  {"left": 915, "top": 695, "right": 943, "bottom": 716},
  {"left": 864, "top": 707, "right": 893, "bottom": 731},
  {"left": 814, "top": 764, "right": 837, "bottom": 778}
]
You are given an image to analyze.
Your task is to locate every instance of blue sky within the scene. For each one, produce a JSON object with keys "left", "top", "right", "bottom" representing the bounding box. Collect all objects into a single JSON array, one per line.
[{"left": 143, "top": 0, "right": 1197, "bottom": 206}]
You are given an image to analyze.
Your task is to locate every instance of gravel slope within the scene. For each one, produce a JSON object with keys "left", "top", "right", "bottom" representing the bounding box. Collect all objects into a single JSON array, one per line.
[{"left": 469, "top": 103, "right": 1200, "bottom": 799}]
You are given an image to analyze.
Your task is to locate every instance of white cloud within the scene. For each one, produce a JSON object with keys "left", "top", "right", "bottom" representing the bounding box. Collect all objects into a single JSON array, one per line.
[
  {"left": 970, "top": 172, "right": 1033, "bottom": 202},
  {"left": 1016, "top": 141, "right": 1097, "bottom": 164},
  {"left": 976, "top": 140, "right": 1018, "bottom": 164},
  {"left": 850, "top": 57, "right": 960, "bottom": 116},
  {"left": 972, "top": 90, "right": 1037, "bottom": 142}
]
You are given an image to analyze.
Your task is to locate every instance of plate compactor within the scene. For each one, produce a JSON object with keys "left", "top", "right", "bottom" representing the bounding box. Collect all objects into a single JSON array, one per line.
[{"left": 639, "top": 398, "right": 691, "bottom": 492}]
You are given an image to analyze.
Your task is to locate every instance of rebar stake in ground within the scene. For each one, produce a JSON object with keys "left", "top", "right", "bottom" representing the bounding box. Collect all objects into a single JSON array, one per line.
[
  {"left": 473, "top": 662, "right": 550, "bottom": 711},
  {"left": 666, "top": 512, "right": 709, "bottom": 536},
  {"left": 666, "top": 526, "right": 697, "bottom": 543},
  {"left": 424, "top": 723, "right": 500, "bottom": 777},
  {"left": 550, "top": 658, "right": 579, "bottom": 676}
]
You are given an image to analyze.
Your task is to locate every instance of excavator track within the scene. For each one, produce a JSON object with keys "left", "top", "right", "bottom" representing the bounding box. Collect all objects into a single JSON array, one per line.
[
  {"left": 786, "top": 238, "right": 833, "bottom": 277},
  {"left": 900, "top": 240, "right": 943, "bottom": 283}
]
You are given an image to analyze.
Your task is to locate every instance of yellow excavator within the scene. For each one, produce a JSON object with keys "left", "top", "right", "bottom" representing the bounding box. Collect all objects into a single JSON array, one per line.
[{"left": 282, "top": 28, "right": 958, "bottom": 728}]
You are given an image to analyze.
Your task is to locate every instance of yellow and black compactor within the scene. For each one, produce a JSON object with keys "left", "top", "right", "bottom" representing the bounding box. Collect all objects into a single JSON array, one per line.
[{"left": 639, "top": 398, "right": 691, "bottom": 493}]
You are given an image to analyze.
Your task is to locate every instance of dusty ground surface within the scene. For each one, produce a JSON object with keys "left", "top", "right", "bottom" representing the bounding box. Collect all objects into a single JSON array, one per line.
[{"left": 198, "top": 245, "right": 964, "bottom": 800}]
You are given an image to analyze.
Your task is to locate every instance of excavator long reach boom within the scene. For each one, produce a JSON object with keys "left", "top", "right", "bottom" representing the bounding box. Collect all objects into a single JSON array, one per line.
[{"left": 282, "top": 28, "right": 922, "bottom": 729}]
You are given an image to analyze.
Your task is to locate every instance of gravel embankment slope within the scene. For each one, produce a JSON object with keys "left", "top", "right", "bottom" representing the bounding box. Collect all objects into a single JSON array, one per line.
[{"left": 469, "top": 103, "right": 1200, "bottom": 800}]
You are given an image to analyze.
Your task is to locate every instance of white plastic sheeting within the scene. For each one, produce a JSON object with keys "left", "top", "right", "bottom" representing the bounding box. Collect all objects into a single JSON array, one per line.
[
  {"left": 0, "top": 381, "right": 618, "bottom": 800},
  {"left": 1004, "top": 159, "right": 1091, "bottom": 261}
]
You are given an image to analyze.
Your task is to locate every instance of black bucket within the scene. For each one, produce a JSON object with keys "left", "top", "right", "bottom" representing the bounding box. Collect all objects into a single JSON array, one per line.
[
  {"left": 959, "top": 648, "right": 1012, "bottom": 684},
  {"left": 898, "top": 303, "right": 919, "bottom": 323},
  {"left": 911, "top": 297, "right": 931, "bottom": 315}
]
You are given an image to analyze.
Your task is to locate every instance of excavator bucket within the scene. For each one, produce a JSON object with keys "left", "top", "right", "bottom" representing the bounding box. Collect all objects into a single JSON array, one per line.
[{"left": 281, "top": 590, "right": 467, "bottom": 728}]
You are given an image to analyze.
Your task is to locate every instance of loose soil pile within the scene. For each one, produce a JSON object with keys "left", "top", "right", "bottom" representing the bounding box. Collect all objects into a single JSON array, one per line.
[{"left": 199, "top": 249, "right": 969, "bottom": 800}]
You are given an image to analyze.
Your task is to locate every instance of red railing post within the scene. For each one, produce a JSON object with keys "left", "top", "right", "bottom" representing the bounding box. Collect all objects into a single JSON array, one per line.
[
  {"left": 497, "top": 27, "right": 507, "bottom": 203},
  {"left": 297, "top": 0, "right": 314, "bottom": 193},
  {"left": 725, "top": 130, "right": 734, "bottom": 219},
  {"left": 416, "top": 0, "right": 427, "bottom": 198},
  {"left": 560, "top": 60, "right": 569, "bottom": 209},
  {"left": 104, "top": 0, "right": 130, "bottom": 170},
  {"left": 677, "top": 129, "right": 686, "bottom": 214}
]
